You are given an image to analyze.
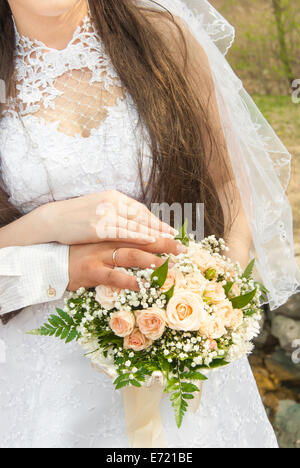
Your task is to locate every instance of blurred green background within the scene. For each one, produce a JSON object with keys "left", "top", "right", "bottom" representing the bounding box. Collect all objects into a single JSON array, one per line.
[{"left": 210, "top": 0, "right": 300, "bottom": 449}]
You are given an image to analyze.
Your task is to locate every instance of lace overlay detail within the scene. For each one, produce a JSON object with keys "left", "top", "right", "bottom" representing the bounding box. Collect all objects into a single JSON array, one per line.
[
  {"left": 0, "top": 6, "right": 278, "bottom": 448},
  {"left": 13, "top": 15, "right": 125, "bottom": 138}
]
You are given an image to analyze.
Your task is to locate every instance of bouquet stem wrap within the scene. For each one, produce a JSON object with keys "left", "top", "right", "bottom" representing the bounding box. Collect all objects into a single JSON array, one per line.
[
  {"left": 123, "top": 380, "right": 203, "bottom": 448},
  {"left": 123, "top": 382, "right": 166, "bottom": 448}
]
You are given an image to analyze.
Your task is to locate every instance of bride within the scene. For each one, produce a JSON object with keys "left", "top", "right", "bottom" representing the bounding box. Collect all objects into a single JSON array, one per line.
[{"left": 0, "top": 0, "right": 299, "bottom": 448}]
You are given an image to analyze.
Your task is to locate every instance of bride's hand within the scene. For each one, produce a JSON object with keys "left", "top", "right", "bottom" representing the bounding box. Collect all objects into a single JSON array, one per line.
[
  {"left": 43, "top": 190, "right": 176, "bottom": 246},
  {"left": 68, "top": 237, "right": 186, "bottom": 291}
]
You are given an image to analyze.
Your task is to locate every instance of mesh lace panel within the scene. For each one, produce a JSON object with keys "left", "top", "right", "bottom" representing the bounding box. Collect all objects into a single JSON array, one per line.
[{"left": 12, "top": 15, "right": 126, "bottom": 138}]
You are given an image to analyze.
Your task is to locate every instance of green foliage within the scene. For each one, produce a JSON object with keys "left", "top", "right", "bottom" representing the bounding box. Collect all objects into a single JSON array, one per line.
[
  {"left": 151, "top": 258, "right": 169, "bottom": 288},
  {"left": 242, "top": 259, "right": 256, "bottom": 279},
  {"left": 175, "top": 219, "right": 190, "bottom": 247},
  {"left": 161, "top": 357, "right": 206, "bottom": 428},
  {"left": 27, "top": 308, "right": 80, "bottom": 344},
  {"left": 223, "top": 281, "right": 234, "bottom": 297},
  {"left": 230, "top": 288, "right": 257, "bottom": 309},
  {"left": 164, "top": 285, "right": 175, "bottom": 303}
]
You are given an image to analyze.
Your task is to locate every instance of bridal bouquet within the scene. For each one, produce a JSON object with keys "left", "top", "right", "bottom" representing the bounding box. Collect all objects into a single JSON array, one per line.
[{"left": 29, "top": 223, "right": 266, "bottom": 428}]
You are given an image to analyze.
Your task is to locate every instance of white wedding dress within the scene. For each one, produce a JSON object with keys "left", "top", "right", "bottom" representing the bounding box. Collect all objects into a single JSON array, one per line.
[{"left": 0, "top": 4, "right": 280, "bottom": 449}]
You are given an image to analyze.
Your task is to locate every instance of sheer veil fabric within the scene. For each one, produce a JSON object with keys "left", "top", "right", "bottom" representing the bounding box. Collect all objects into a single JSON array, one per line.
[{"left": 147, "top": 0, "right": 300, "bottom": 310}]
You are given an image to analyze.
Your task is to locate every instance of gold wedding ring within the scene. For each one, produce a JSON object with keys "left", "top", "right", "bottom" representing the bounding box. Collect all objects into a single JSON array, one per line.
[{"left": 112, "top": 248, "right": 120, "bottom": 267}]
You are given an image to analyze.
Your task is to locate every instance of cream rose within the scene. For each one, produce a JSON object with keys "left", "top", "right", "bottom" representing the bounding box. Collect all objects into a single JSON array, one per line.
[
  {"left": 184, "top": 272, "right": 207, "bottom": 296},
  {"left": 95, "top": 285, "right": 121, "bottom": 310},
  {"left": 124, "top": 329, "right": 153, "bottom": 352},
  {"left": 166, "top": 290, "right": 208, "bottom": 331},
  {"left": 161, "top": 268, "right": 185, "bottom": 292},
  {"left": 109, "top": 310, "right": 135, "bottom": 337},
  {"left": 136, "top": 307, "right": 166, "bottom": 340},
  {"left": 199, "top": 316, "right": 227, "bottom": 340},
  {"left": 190, "top": 247, "right": 216, "bottom": 273},
  {"left": 214, "top": 300, "right": 243, "bottom": 330},
  {"left": 204, "top": 282, "right": 227, "bottom": 304}
]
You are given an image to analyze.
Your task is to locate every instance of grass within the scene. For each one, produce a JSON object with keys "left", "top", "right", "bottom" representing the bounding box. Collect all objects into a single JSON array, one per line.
[{"left": 252, "top": 95, "right": 300, "bottom": 265}]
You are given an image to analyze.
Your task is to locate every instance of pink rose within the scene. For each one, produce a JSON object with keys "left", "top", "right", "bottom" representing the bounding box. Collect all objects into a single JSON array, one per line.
[
  {"left": 136, "top": 307, "right": 166, "bottom": 340},
  {"left": 124, "top": 329, "right": 153, "bottom": 352},
  {"left": 95, "top": 285, "right": 121, "bottom": 310},
  {"left": 166, "top": 290, "right": 208, "bottom": 331},
  {"left": 109, "top": 310, "right": 135, "bottom": 337}
]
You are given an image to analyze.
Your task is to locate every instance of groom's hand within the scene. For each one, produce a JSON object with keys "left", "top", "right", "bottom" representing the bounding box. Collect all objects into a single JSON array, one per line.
[{"left": 68, "top": 238, "right": 187, "bottom": 292}]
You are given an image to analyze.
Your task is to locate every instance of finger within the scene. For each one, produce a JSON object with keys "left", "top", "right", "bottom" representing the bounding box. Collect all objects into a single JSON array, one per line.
[
  {"left": 94, "top": 267, "right": 140, "bottom": 291},
  {"left": 135, "top": 238, "right": 188, "bottom": 256},
  {"left": 117, "top": 217, "right": 174, "bottom": 239},
  {"left": 118, "top": 199, "right": 177, "bottom": 236},
  {"left": 104, "top": 248, "right": 165, "bottom": 270},
  {"left": 96, "top": 225, "right": 157, "bottom": 244}
]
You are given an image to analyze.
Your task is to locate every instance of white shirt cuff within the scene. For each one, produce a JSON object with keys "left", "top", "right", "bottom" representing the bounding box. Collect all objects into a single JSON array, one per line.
[{"left": 0, "top": 243, "right": 69, "bottom": 315}]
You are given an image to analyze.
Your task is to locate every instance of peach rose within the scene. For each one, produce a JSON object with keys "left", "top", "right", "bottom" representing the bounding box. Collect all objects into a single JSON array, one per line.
[
  {"left": 109, "top": 310, "right": 135, "bottom": 337},
  {"left": 199, "top": 316, "right": 227, "bottom": 340},
  {"left": 166, "top": 290, "right": 208, "bottom": 331},
  {"left": 184, "top": 272, "right": 207, "bottom": 296},
  {"left": 214, "top": 300, "right": 243, "bottom": 330},
  {"left": 204, "top": 282, "right": 227, "bottom": 304},
  {"left": 124, "top": 329, "right": 153, "bottom": 352},
  {"left": 190, "top": 247, "right": 216, "bottom": 273},
  {"left": 136, "top": 307, "right": 166, "bottom": 340},
  {"left": 161, "top": 268, "right": 185, "bottom": 292},
  {"left": 95, "top": 285, "right": 121, "bottom": 310}
]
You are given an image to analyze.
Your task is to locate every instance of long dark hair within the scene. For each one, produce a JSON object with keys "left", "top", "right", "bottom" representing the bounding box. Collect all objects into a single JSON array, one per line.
[{"left": 0, "top": 0, "right": 234, "bottom": 321}]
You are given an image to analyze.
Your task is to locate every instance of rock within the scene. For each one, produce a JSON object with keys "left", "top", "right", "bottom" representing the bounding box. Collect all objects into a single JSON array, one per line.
[
  {"left": 252, "top": 367, "right": 278, "bottom": 395},
  {"left": 249, "top": 353, "right": 264, "bottom": 368},
  {"left": 263, "top": 392, "right": 279, "bottom": 413},
  {"left": 271, "top": 315, "right": 300, "bottom": 353},
  {"left": 274, "top": 400, "right": 300, "bottom": 449},
  {"left": 270, "top": 294, "right": 300, "bottom": 321},
  {"left": 265, "top": 349, "right": 300, "bottom": 383}
]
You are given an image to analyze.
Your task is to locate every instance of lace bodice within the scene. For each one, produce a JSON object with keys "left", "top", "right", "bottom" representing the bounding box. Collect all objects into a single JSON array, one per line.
[{"left": 0, "top": 14, "right": 151, "bottom": 213}]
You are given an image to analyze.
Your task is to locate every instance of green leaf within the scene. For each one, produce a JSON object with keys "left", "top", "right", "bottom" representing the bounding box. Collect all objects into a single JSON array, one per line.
[
  {"left": 180, "top": 371, "right": 207, "bottom": 381},
  {"left": 65, "top": 327, "right": 78, "bottom": 343},
  {"left": 164, "top": 285, "right": 175, "bottom": 303},
  {"left": 181, "top": 382, "right": 200, "bottom": 393},
  {"left": 172, "top": 395, "right": 186, "bottom": 429},
  {"left": 223, "top": 281, "right": 234, "bottom": 297},
  {"left": 243, "top": 309, "right": 258, "bottom": 317},
  {"left": 130, "top": 379, "right": 142, "bottom": 388},
  {"left": 114, "top": 374, "right": 130, "bottom": 386},
  {"left": 115, "top": 380, "right": 130, "bottom": 390},
  {"left": 230, "top": 288, "right": 257, "bottom": 309},
  {"left": 242, "top": 259, "right": 255, "bottom": 279},
  {"left": 165, "top": 378, "right": 180, "bottom": 393},
  {"left": 208, "top": 359, "right": 229, "bottom": 369},
  {"left": 151, "top": 259, "right": 169, "bottom": 288},
  {"left": 175, "top": 219, "right": 190, "bottom": 247},
  {"left": 182, "top": 394, "right": 195, "bottom": 400},
  {"left": 56, "top": 308, "right": 74, "bottom": 326},
  {"left": 27, "top": 329, "right": 46, "bottom": 336}
]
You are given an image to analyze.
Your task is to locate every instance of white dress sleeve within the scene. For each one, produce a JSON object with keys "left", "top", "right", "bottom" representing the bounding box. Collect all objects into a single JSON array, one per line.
[{"left": 0, "top": 243, "right": 69, "bottom": 315}]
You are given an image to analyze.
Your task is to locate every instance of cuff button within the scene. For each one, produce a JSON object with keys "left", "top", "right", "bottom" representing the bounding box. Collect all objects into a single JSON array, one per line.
[{"left": 47, "top": 287, "right": 57, "bottom": 298}]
